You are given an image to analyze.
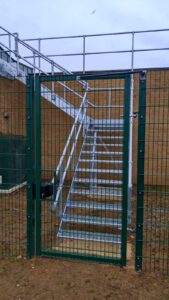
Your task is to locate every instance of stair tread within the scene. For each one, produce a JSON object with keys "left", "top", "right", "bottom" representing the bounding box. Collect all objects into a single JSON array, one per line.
[
  {"left": 82, "top": 151, "right": 123, "bottom": 155},
  {"left": 85, "top": 143, "right": 123, "bottom": 146},
  {"left": 74, "top": 178, "right": 122, "bottom": 185},
  {"left": 88, "top": 129, "right": 123, "bottom": 132},
  {"left": 92, "top": 119, "right": 123, "bottom": 125},
  {"left": 79, "top": 159, "right": 123, "bottom": 163},
  {"left": 74, "top": 177, "right": 122, "bottom": 184},
  {"left": 71, "top": 187, "right": 122, "bottom": 197},
  {"left": 67, "top": 200, "right": 122, "bottom": 211},
  {"left": 58, "top": 229, "right": 121, "bottom": 244},
  {"left": 77, "top": 168, "right": 122, "bottom": 174},
  {"left": 86, "top": 136, "right": 123, "bottom": 139},
  {"left": 62, "top": 214, "right": 122, "bottom": 226}
]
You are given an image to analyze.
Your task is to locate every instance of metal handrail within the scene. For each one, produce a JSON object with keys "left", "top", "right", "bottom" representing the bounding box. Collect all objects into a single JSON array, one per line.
[
  {"left": 22, "top": 46, "right": 169, "bottom": 60},
  {"left": 23, "top": 28, "right": 169, "bottom": 41},
  {"left": 0, "top": 26, "right": 73, "bottom": 75},
  {"left": 51, "top": 89, "right": 88, "bottom": 210},
  {"left": 0, "top": 41, "right": 86, "bottom": 121},
  {"left": 22, "top": 28, "right": 169, "bottom": 73},
  {"left": 0, "top": 26, "right": 87, "bottom": 97}
]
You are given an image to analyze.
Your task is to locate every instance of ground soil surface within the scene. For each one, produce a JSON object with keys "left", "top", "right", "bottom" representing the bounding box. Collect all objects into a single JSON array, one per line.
[{"left": 0, "top": 257, "right": 169, "bottom": 300}]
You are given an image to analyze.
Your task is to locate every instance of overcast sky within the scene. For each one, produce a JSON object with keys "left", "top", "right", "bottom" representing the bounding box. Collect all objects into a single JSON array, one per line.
[{"left": 0, "top": 0, "right": 169, "bottom": 71}]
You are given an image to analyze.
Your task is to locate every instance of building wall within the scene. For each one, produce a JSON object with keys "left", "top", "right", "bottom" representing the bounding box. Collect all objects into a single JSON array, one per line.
[{"left": 0, "top": 69, "right": 169, "bottom": 186}]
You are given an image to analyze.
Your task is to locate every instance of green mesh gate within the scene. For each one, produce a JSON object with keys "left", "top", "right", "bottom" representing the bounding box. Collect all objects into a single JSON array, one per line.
[{"left": 31, "top": 73, "right": 130, "bottom": 265}]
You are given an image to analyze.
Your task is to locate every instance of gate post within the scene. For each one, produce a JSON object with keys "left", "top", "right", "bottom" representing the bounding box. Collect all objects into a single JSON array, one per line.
[
  {"left": 135, "top": 71, "right": 147, "bottom": 271},
  {"left": 35, "top": 75, "right": 42, "bottom": 256},
  {"left": 26, "top": 75, "right": 35, "bottom": 258}
]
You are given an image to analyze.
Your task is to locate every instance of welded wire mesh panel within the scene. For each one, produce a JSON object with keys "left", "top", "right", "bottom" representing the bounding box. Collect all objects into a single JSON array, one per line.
[
  {"left": 38, "top": 74, "right": 130, "bottom": 265},
  {"left": 136, "top": 70, "right": 169, "bottom": 274},
  {"left": 0, "top": 75, "right": 28, "bottom": 257}
]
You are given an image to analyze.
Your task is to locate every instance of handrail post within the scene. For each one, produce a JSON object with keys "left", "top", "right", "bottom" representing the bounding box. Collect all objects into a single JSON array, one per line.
[
  {"left": 33, "top": 51, "right": 36, "bottom": 79},
  {"left": 73, "top": 123, "right": 77, "bottom": 172},
  {"left": 14, "top": 33, "right": 19, "bottom": 76},
  {"left": 51, "top": 62, "right": 55, "bottom": 101},
  {"left": 108, "top": 90, "right": 112, "bottom": 119},
  {"left": 131, "top": 32, "right": 135, "bottom": 70},
  {"left": 82, "top": 82, "right": 88, "bottom": 136},
  {"left": 83, "top": 36, "right": 86, "bottom": 74},
  {"left": 38, "top": 39, "right": 41, "bottom": 74},
  {"left": 8, "top": 34, "right": 11, "bottom": 63},
  {"left": 63, "top": 81, "right": 66, "bottom": 101},
  {"left": 59, "top": 162, "right": 64, "bottom": 216},
  {"left": 82, "top": 96, "right": 85, "bottom": 137}
]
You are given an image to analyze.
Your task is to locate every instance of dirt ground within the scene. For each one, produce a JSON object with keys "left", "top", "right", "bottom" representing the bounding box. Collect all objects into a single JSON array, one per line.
[
  {"left": 1, "top": 187, "right": 169, "bottom": 299},
  {"left": 0, "top": 257, "right": 169, "bottom": 300}
]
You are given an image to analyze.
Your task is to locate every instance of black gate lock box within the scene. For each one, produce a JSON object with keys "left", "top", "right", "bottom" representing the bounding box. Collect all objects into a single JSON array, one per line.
[{"left": 33, "top": 181, "right": 53, "bottom": 199}]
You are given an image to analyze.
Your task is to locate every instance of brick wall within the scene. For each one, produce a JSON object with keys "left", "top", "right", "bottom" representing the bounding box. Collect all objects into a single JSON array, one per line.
[{"left": 0, "top": 69, "right": 169, "bottom": 186}]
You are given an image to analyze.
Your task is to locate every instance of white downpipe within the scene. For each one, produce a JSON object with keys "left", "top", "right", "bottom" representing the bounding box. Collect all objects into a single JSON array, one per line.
[
  {"left": 128, "top": 75, "right": 134, "bottom": 224},
  {"left": 128, "top": 32, "right": 135, "bottom": 224}
]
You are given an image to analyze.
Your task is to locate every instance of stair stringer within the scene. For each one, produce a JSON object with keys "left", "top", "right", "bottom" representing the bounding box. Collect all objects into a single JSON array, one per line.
[{"left": 57, "top": 128, "right": 91, "bottom": 236}]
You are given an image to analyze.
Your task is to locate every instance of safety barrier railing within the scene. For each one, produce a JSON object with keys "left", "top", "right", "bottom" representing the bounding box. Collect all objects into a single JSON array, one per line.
[
  {"left": 22, "top": 29, "right": 169, "bottom": 73},
  {"left": 51, "top": 89, "right": 89, "bottom": 211},
  {"left": 0, "top": 26, "right": 87, "bottom": 103},
  {"left": 0, "top": 26, "right": 137, "bottom": 223}
]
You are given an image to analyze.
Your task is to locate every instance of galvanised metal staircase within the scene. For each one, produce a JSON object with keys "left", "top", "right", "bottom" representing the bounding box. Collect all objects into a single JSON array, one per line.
[
  {"left": 0, "top": 26, "right": 131, "bottom": 259},
  {"left": 57, "top": 118, "right": 124, "bottom": 247}
]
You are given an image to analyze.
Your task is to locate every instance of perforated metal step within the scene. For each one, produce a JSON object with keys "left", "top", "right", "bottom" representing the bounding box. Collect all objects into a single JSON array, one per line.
[
  {"left": 92, "top": 119, "right": 124, "bottom": 126},
  {"left": 79, "top": 159, "right": 123, "bottom": 163},
  {"left": 70, "top": 187, "right": 122, "bottom": 197},
  {"left": 74, "top": 178, "right": 122, "bottom": 185},
  {"left": 58, "top": 229, "right": 121, "bottom": 244},
  {"left": 82, "top": 151, "right": 123, "bottom": 155},
  {"left": 77, "top": 168, "right": 122, "bottom": 174},
  {"left": 86, "top": 136, "right": 123, "bottom": 140},
  {"left": 62, "top": 214, "right": 122, "bottom": 227},
  {"left": 88, "top": 129, "right": 123, "bottom": 132},
  {"left": 85, "top": 143, "right": 123, "bottom": 147},
  {"left": 67, "top": 201, "right": 122, "bottom": 211}
]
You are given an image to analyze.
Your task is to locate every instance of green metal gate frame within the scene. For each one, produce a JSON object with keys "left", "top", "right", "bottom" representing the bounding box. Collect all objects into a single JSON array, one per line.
[
  {"left": 27, "top": 73, "right": 131, "bottom": 265},
  {"left": 135, "top": 71, "right": 147, "bottom": 271},
  {"left": 26, "top": 75, "right": 35, "bottom": 259}
]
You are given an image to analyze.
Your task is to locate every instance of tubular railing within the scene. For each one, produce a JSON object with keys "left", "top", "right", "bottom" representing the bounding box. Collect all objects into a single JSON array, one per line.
[
  {"left": 22, "top": 30, "right": 169, "bottom": 210},
  {"left": 51, "top": 89, "right": 88, "bottom": 211},
  {"left": 0, "top": 26, "right": 73, "bottom": 75},
  {"left": 0, "top": 26, "right": 87, "bottom": 101},
  {"left": 0, "top": 26, "right": 139, "bottom": 223},
  {"left": 22, "top": 28, "right": 169, "bottom": 73}
]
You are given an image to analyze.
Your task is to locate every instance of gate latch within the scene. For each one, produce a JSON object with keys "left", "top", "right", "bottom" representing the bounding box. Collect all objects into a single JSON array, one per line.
[
  {"left": 33, "top": 181, "right": 53, "bottom": 199},
  {"left": 132, "top": 111, "right": 138, "bottom": 118}
]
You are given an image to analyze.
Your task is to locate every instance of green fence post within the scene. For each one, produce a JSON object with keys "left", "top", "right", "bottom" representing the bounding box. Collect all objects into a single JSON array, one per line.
[
  {"left": 135, "top": 71, "right": 147, "bottom": 271},
  {"left": 26, "top": 75, "right": 35, "bottom": 258},
  {"left": 35, "top": 75, "right": 42, "bottom": 256}
]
